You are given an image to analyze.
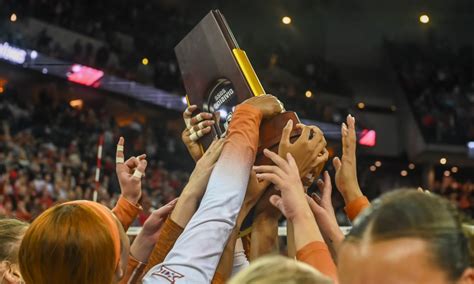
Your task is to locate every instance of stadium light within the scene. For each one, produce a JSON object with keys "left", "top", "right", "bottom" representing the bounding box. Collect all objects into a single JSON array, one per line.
[
  {"left": 69, "top": 99, "right": 84, "bottom": 109},
  {"left": 305, "top": 90, "right": 312, "bottom": 98},
  {"left": 0, "top": 42, "right": 27, "bottom": 64},
  {"left": 282, "top": 16, "right": 292, "bottom": 25},
  {"left": 400, "top": 170, "right": 408, "bottom": 177},
  {"left": 440, "top": 158, "right": 447, "bottom": 165},
  {"left": 10, "top": 13, "right": 17, "bottom": 22},
  {"left": 443, "top": 170, "right": 450, "bottom": 177},
  {"left": 408, "top": 163, "right": 415, "bottom": 170},
  {"left": 370, "top": 165, "right": 376, "bottom": 172},
  {"left": 30, "top": 50, "right": 38, "bottom": 59},
  {"left": 419, "top": 14, "right": 430, "bottom": 24},
  {"left": 451, "top": 166, "right": 458, "bottom": 173},
  {"left": 375, "top": 161, "right": 382, "bottom": 167}
]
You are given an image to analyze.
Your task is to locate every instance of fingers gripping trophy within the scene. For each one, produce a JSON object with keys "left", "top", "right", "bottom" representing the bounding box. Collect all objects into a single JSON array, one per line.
[{"left": 175, "top": 10, "right": 329, "bottom": 258}]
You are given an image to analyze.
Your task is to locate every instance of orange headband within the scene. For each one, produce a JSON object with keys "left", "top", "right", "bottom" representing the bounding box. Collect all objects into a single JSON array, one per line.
[{"left": 62, "top": 200, "right": 121, "bottom": 267}]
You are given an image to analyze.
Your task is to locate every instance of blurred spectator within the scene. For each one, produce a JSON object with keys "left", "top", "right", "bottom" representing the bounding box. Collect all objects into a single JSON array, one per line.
[
  {"left": 0, "top": 87, "right": 190, "bottom": 222},
  {"left": 1, "top": 0, "right": 350, "bottom": 122},
  {"left": 387, "top": 37, "right": 474, "bottom": 144},
  {"left": 431, "top": 175, "right": 473, "bottom": 217}
]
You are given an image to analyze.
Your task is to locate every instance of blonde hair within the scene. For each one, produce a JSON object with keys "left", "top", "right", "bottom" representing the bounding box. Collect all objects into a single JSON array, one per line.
[
  {"left": 229, "top": 255, "right": 333, "bottom": 284},
  {"left": 0, "top": 218, "right": 28, "bottom": 263}
]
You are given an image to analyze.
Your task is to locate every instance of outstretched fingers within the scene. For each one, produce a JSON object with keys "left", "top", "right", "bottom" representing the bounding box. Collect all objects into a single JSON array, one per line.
[
  {"left": 263, "top": 148, "right": 290, "bottom": 172},
  {"left": 116, "top": 137, "right": 127, "bottom": 173},
  {"left": 279, "top": 119, "right": 293, "bottom": 147}
]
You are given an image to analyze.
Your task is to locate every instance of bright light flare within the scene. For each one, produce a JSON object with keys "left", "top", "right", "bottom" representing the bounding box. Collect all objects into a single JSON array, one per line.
[
  {"left": 282, "top": 16, "right": 292, "bottom": 25},
  {"left": 419, "top": 14, "right": 430, "bottom": 24}
]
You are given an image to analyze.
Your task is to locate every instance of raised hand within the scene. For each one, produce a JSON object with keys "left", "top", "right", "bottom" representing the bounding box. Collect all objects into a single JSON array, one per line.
[
  {"left": 253, "top": 149, "right": 308, "bottom": 222},
  {"left": 182, "top": 105, "right": 215, "bottom": 161},
  {"left": 139, "top": 199, "right": 178, "bottom": 241},
  {"left": 307, "top": 171, "right": 344, "bottom": 260},
  {"left": 130, "top": 198, "right": 178, "bottom": 262},
  {"left": 115, "top": 137, "right": 147, "bottom": 204},
  {"left": 242, "top": 94, "right": 284, "bottom": 119},
  {"left": 254, "top": 149, "right": 323, "bottom": 252},
  {"left": 333, "top": 114, "right": 363, "bottom": 204},
  {"left": 278, "top": 120, "right": 328, "bottom": 180}
]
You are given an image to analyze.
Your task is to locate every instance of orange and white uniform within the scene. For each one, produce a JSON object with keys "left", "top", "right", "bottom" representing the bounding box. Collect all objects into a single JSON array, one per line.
[{"left": 143, "top": 104, "right": 262, "bottom": 283}]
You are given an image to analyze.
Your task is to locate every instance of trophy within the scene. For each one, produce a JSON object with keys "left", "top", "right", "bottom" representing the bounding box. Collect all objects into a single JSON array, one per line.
[{"left": 174, "top": 10, "right": 301, "bottom": 161}]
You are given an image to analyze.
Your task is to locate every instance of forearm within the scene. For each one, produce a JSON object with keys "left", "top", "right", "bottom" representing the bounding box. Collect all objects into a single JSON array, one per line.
[
  {"left": 130, "top": 235, "right": 156, "bottom": 264},
  {"left": 341, "top": 184, "right": 363, "bottom": 205},
  {"left": 249, "top": 212, "right": 280, "bottom": 260},
  {"left": 321, "top": 225, "right": 345, "bottom": 262},
  {"left": 170, "top": 190, "right": 200, "bottom": 228},
  {"left": 292, "top": 211, "right": 324, "bottom": 251},
  {"left": 143, "top": 105, "right": 262, "bottom": 283},
  {"left": 213, "top": 228, "right": 239, "bottom": 282},
  {"left": 119, "top": 255, "right": 147, "bottom": 284},
  {"left": 112, "top": 196, "right": 142, "bottom": 231},
  {"left": 213, "top": 189, "right": 258, "bottom": 281},
  {"left": 293, "top": 211, "right": 338, "bottom": 281},
  {"left": 143, "top": 218, "right": 183, "bottom": 276},
  {"left": 287, "top": 221, "right": 296, "bottom": 258}
]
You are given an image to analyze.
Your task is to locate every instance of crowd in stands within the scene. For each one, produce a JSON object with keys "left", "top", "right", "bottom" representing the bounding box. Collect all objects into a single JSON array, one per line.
[
  {"left": 0, "top": 87, "right": 191, "bottom": 223},
  {"left": 387, "top": 37, "right": 474, "bottom": 144},
  {"left": 0, "top": 94, "right": 472, "bottom": 284},
  {"left": 1, "top": 0, "right": 350, "bottom": 123},
  {"left": 0, "top": 3, "right": 472, "bottom": 283},
  {"left": 1, "top": 82, "right": 471, "bottom": 224},
  {"left": 432, "top": 175, "right": 474, "bottom": 217}
]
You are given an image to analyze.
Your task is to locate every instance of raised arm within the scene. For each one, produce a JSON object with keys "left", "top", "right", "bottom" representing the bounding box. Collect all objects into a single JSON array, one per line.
[
  {"left": 307, "top": 171, "right": 345, "bottom": 262},
  {"left": 213, "top": 171, "right": 270, "bottom": 282},
  {"left": 112, "top": 137, "right": 145, "bottom": 230},
  {"left": 143, "top": 95, "right": 283, "bottom": 283},
  {"left": 278, "top": 121, "right": 328, "bottom": 257},
  {"left": 254, "top": 149, "right": 338, "bottom": 282},
  {"left": 121, "top": 199, "right": 177, "bottom": 284},
  {"left": 249, "top": 120, "right": 329, "bottom": 259},
  {"left": 333, "top": 115, "right": 370, "bottom": 221},
  {"left": 171, "top": 138, "right": 225, "bottom": 227},
  {"left": 142, "top": 138, "right": 224, "bottom": 278}
]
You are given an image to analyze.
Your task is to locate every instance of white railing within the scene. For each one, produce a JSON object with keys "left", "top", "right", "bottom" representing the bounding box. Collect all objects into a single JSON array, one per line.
[
  {"left": 127, "top": 225, "right": 474, "bottom": 237},
  {"left": 127, "top": 226, "right": 354, "bottom": 237}
]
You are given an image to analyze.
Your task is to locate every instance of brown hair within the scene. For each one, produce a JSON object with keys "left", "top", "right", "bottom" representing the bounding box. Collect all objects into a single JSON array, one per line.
[
  {"left": 229, "top": 255, "right": 333, "bottom": 284},
  {"left": 347, "top": 190, "right": 473, "bottom": 281},
  {"left": 19, "top": 203, "right": 117, "bottom": 284},
  {"left": 0, "top": 218, "right": 28, "bottom": 263}
]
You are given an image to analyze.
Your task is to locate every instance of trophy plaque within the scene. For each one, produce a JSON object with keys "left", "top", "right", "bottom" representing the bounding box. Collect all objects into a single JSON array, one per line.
[{"left": 175, "top": 9, "right": 301, "bottom": 160}]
